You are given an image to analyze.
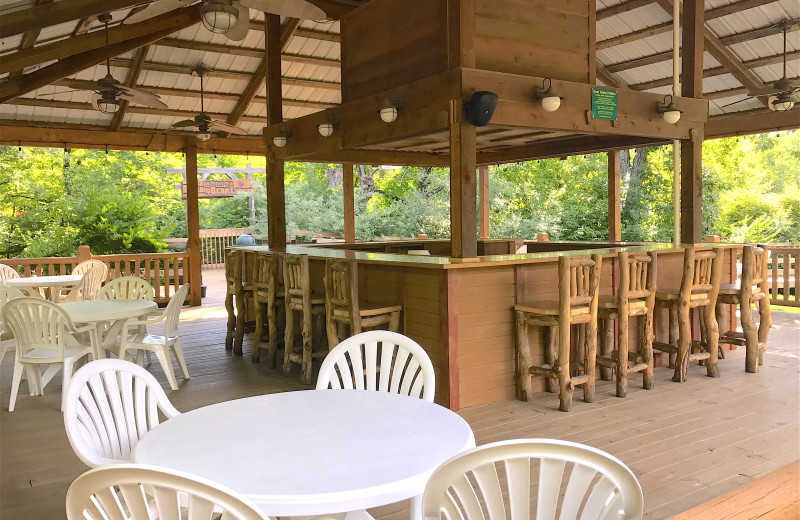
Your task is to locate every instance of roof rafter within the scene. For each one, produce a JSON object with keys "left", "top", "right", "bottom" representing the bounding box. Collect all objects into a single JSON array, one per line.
[
  {"left": 0, "top": 0, "right": 146, "bottom": 39},
  {"left": 109, "top": 45, "right": 149, "bottom": 132},
  {"left": 597, "top": 0, "right": 656, "bottom": 21},
  {"left": 227, "top": 17, "right": 301, "bottom": 128},
  {"left": 153, "top": 38, "right": 340, "bottom": 68},
  {"left": 719, "top": 20, "right": 800, "bottom": 46},
  {"left": 6, "top": 0, "right": 54, "bottom": 83}
]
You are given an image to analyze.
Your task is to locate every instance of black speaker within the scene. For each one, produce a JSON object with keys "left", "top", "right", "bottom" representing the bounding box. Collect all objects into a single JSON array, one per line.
[{"left": 463, "top": 91, "right": 498, "bottom": 127}]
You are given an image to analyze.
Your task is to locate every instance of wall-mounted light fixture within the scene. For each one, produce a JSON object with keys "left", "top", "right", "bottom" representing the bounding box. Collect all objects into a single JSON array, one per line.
[
  {"left": 379, "top": 99, "right": 403, "bottom": 123},
  {"left": 656, "top": 94, "right": 682, "bottom": 124},
  {"left": 533, "top": 78, "right": 562, "bottom": 112},
  {"left": 272, "top": 126, "right": 291, "bottom": 148},
  {"left": 318, "top": 116, "right": 339, "bottom": 137}
]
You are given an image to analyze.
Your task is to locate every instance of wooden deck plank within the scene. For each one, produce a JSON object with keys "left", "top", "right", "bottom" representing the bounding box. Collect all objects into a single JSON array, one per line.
[{"left": 1, "top": 268, "right": 798, "bottom": 520}]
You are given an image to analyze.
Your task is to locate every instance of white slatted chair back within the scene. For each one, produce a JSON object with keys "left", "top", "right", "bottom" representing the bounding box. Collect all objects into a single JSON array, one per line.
[
  {"left": 64, "top": 359, "right": 180, "bottom": 468},
  {"left": 422, "top": 439, "right": 643, "bottom": 520},
  {"left": 66, "top": 464, "right": 273, "bottom": 520},
  {"left": 72, "top": 259, "right": 109, "bottom": 279},
  {"left": 62, "top": 266, "right": 106, "bottom": 302},
  {"left": 3, "top": 298, "right": 75, "bottom": 364},
  {"left": 316, "top": 330, "right": 435, "bottom": 402},
  {"left": 163, "top": 284, "right": 189, "bottom": 336},
  {"left": 0, "top": 285, "right": 26, "bottom": 365},
  {"left": 97, "top": 276, "right": 154, "bottom": 301},
  {"left": 0, "top": 264, "right": 20, "bottom": 283}
]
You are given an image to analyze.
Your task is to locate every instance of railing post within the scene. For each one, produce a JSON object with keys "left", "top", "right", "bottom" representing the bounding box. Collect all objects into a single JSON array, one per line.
[
  {"left": 537, "top": 233, "right": 549, "bottom": 242},
  {"left": 77, "top": 245, "right": 91, "bottom": 263}
]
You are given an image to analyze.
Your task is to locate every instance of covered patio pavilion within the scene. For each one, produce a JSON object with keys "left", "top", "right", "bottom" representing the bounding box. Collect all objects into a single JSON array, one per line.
[{"left": 1, "top": 0, "right": 799, "bottom": 518}]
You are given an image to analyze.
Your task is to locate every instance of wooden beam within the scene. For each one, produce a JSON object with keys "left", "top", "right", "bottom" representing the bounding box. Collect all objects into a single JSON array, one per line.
[
  {"left": 479, "top": 165, "right": 489, "bottom": 239},
  {"left": 705, "top": 86, "right": 749, "bottom": 99},
  {"left": 0, "top": 0, "right": 147, "bottom": 39},
  {"left": 706, "top": 107, "right": 800, "bottom": 138},
  {"left": 597, "top": 21, "right": 673, "bottom": 50},
  {"left": 704, "top": 0, "right": 779, "bottom": 20},
  {"left": 608, "top": 150, "right": 621, "bottom": 242},
  {"left": 154, "top": 38, "right": 340, "bottom": 68},
  {"left": 184, "top": 142, "right": 203, "bottom": 306},
  {"left": 6, "top": 0, "right": 52, "bottom": 82},
  {"left": 109, "top": 45, "right": 148, "bottom": 132},
  {"left": 343, "top": 163, "right": 356, "bottom": 243},
  {"left": 265, "top": 13, "right": 286, "bottom": 252},
  {"left": 0, "top": 6, "right": 201, "bottom": 75},
  {"left": 0, "top": 8, "right": 201, "bottom": 103},
  {"left": 597, "top": 0, "right": 656, "bottom": 20},
  {"left": 719, "top": 21, "right": 800, "bottom": 47},
  {"left": 596, "top": 65, "right": 626, "bottom": 88},
  {"left": 249, "top": 22, "right": 340, "bottom": 42},
  {"left": 450, "top": 116, "right": 478, "bottom": 258},
  {"left": 477, "top": 135, "right": 669, "bottom": 164},
  {"left": 227, "top": 18, "right": 300, "bottom": 128},
  {"left": 680, "top": 0, "right": 704, "bottom": 244}
]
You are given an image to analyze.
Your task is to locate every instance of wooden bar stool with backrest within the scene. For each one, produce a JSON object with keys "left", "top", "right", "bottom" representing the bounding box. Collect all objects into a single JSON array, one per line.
[
  {"left": 654, "top": 247, "right": 723, "bottom": 382},
  {"left": 251, "top": 252, "right": 285, "bottom": 366},
  {"left": 716, "top": 245, "right": 771, "bottom": 373},
  {"left": 282, "top": 253, "right": 326, "bottom": 384},
  {"left": 224, "top": 249, "right": 250, "bottom": 355},
  {"left": 514, "top": 254, "right": 602, "bottom": 412},
  {"left": 596, "top": 252, "right": 657, "bottom": 398},
  {"left": 324, "top": 258, "right": 402, "bottom": 350}
]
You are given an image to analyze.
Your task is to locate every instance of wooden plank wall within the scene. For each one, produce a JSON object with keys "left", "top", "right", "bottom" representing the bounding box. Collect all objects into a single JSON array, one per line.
[
  {"left": 473, "top": 0, "right": 591, "bottom": 82},
  {"left": 340, "top": 0, "right": 448, "bottom": 102}
]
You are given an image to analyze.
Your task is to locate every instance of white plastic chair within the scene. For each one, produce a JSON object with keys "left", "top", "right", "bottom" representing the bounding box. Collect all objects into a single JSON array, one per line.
[
  {"left": 64, "top": 358, "right": 181, "bottom": 468},
  {"left": 0, "top": 284, "right": 27, "bottom": 370},
  {"left": 72, "top": 259, "right": 109, "bottom": 279},
  {"left": 0, "top": 264, "right": 20, "bottom": 283},
  {"left": 61, "top": 265, "right": 107, "bottom": 302},
  {"left": 2, "top": 298, "right": 95, "bottom": 411},
  {"left": 316, "top": 330, "right": 436, "bottom": 402},
  {"left": 422, "top": 439, "right": 644, "bottom": 520},
  {"left": 97, "top": 275, "right": 155, "bottom": 301},
  {"left": 118, "top": 284, "right": 190, "bottom": 390},
  {"left": 66, "top": 463, "right": 273, "bottom": 520}
]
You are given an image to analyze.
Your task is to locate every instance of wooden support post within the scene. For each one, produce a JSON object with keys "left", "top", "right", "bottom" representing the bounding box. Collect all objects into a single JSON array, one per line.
[
  {"left": 264, "top": 13, "right": 286, "bottom": 251},
  {"left": 608, "top": 150, "right": 621, "bottom": 241},
  {"left": 185, "top": 142, "right": 202, "bottom": 306},
  {"left": 449, "top": 119, "right": 477, "bottom": 258},
  {"left": 680, "top": 0, "right": 704, "bottom": 244},
  {"left": 479, "top": 164, "right": 489, "bottom": 239},
  {"left": 343, "top": 162, "right": 355, "bottom": 243}
]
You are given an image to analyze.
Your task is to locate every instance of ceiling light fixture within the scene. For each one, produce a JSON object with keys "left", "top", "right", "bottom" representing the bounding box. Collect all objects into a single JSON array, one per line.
[
  {"left": 656, "top": 94, "right": 682, "bottom": 124},
  {"left": 379, "top": 99, "right": 403, "bottom": 123},
  {"left": 201, "top": 0, "right": 239, "bottom": 34},
  {"left": 318, "top": 116, "right": 338, "bottom": 137},
  {"left": 533, "top": 78, "right": 562, "bottom": 112},
  {"left": 770, "top": 92, "right": 795, "bottom": 112},
  {"left": 272, "top": 126, "right": 291, "bottom": 147}
]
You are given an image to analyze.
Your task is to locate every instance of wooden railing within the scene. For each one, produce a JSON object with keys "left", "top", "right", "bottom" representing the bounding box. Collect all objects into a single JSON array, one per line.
[
  {"left": 1, "top": 248, "right": 191, "bottom": 305},
  {"left": 767, "top": 245, "right": 799, "bottom": 307},
  {"left": 199, "top": 228, "right": 251, "bottom": 268}
]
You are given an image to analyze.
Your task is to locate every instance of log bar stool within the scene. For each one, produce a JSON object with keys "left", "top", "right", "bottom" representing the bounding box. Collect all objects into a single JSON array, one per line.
[
  {"left": 596, "top": 252, "right": 657, "bottom": 398},
  {"left": 515, "top": 254, "right": 602, "bottom": 412},
  {"left": 717, "top": 245, "right": 771, "bottom": 373},
  {"left": 224, "top": 249, "right": 248, "bottom": 355},
  {"left": 654, "top": 247, "right": 723, "bottom": 382},
  {"left": 251, "top": 252, "right": 284, "bottom": 366},
  {"left": 324, "top": 258, "right": 402, "bottom": 350},
  {"left": 282, "top": 253, "right": 326, "bottom": 384}
]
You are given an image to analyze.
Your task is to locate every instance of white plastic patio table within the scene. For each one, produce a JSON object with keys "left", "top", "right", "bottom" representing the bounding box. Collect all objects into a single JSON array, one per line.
[
  {"left": 59, "top": 300, "right": 158, "bottom": 358},
  {"left": 5, "top": 274, "right": 82, "bottom": 302},
  {"left": 134, "top": 390, "right": 476, "bottom": 518}
]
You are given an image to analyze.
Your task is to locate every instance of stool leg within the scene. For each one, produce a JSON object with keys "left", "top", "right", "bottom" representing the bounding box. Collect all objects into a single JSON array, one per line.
[
  {"left": 300, "top": 304, "right": 313, "bottom": 385},
  {"left": 584, "top": 318, "right": 597, "bottom": 404},
  {"left": 557, "top": 319, "right": 573, "bottom": 412},
  {"left": 642, "top": 312, "right": 655, "bottom": 390},
  {"left": 704, "top": 303, "right": 720, "bottom": 378},
  {"left": 225, "top": 289, "right": 235, "bottom": 350},
  {"left": 599, "top": 318, "right": 613, "bottom": 381},
  {"left": 543, "top": 326, "right": 557, "bottom": 393},
  {"left": 757, "top": 297, "right": 771, "bottom": 366},
  {"left": 715, "top": 303, "right": 726, "bottom": 359},
  {"left": 252, "top": 297, "right": 263, "bottom": 363},
  {"left": 616, "top": 311, "right": 629, "bottom": 398},
  {"left": 742, "top": 298, "right": 759, "bottom": 373},
  {"left": 234, "top": 293, "right": 246, "bottom": 356},
  {"left": 668, "top": 307, "right": 678, "bottom": 369},
  {"left": 388, "top": 311, "right": 401, "bottom": 332},
  {"left": 326, "top": 314, "right": 339, "bottom": 351},
  {"left": 266, "top": 297, "right": 278, "bottom": 368},
  {"left": 674, "top": 303, "right": 691, "bottom": 382},
  {"left": 283, "top": 306, "right": 295, "bottom": 376},
  {"left": 514, "top": 311, "right": 532, "bottom": 401}
]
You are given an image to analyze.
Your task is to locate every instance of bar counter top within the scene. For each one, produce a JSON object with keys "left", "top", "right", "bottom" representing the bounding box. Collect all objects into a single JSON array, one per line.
[{"left": 230, "top": 240, "right": 728, "bottom": 269}]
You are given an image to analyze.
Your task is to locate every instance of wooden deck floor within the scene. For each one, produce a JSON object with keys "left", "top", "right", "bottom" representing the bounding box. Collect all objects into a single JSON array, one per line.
[{"left": 1, "top": 268, "right": 798, "bottom": 520}]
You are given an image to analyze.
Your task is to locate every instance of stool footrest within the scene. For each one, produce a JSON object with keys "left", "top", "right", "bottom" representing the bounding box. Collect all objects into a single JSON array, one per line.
[
  {"left": 653, "top": 341, "right": 677, "bottom": 353},
  {"left": 570, "top": 374, "right": 590, "bottom": 386},
  {"left": 689, "top": 351, "right": 711, "bottom": 361},
  {"left": 528, "top": 364, "right": 556, "bottom": 377},
  {"left": 629, "top": 362, "right": 648, "bottom": 374}
]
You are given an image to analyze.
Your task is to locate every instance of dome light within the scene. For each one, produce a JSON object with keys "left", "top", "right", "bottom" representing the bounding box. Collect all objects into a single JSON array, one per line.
[
  {"left": 97, "top": 97, "right": 120, "bottom": 114},
  {"left": 656, "top": 94, "right": 681, "bottom": 124},
  {"left": 200, "top": 0, "right": 239, "bottom": 34},
  {"left": 533, "top": 78, "right": 562, "bottom": 112}
]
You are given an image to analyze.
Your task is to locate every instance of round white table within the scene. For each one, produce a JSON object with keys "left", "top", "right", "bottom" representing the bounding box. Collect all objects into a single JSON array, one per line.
[
  {"left": 134, "top": 390, "right": 475, "bottom": 518},
  {"left": 59, "top": 300, "right": 158, "bottom": 358},
  {"left": 6, "top": 275, "right": 82, "bottom": 302}
]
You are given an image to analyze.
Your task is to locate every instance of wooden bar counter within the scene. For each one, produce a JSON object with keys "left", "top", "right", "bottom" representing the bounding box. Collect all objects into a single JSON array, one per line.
[{"left": 230, "top": 241, "right": 741, "bottom": 410}]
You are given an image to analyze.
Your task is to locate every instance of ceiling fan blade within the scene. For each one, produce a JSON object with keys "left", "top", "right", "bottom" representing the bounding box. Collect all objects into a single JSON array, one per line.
[
  {"left": 125, "top": 0, "right": 197, "bottom": 24},
  {"left": 172, "top": 119, "right": 199, "bottom": 128},
  {"left": 118, "top": 86, "right": 169, "bottom": 109},
  {"left": 239, "top": 0, "right": 326, "bottom": 20},
  {"left": 224, "top": 2, "right": 250, "bottom": 41},
  {"left": 209, "top": 119, "right": 249, "bottom": 135},
  {"left": 61, "top": 79, "right": 102, "bottom": 91}
]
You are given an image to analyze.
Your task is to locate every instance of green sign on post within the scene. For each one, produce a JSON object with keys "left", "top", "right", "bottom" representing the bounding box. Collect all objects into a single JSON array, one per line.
[{"left": 591, "top": 87, "right": 618, "bottom": 120}]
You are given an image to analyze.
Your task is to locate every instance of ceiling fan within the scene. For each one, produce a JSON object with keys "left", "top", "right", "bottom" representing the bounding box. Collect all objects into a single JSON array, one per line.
[
  {"left": 59, "top": 13, "right": 168, "bottom": 114},
  {"left": 124, "top": 0, "right": 327, "bottom": 41},
  {"left": 721, "top": 19, "right": 799, "bottom": 112},
  {"left": 170, "top": 65, "right": 248, "bottom": 140}
]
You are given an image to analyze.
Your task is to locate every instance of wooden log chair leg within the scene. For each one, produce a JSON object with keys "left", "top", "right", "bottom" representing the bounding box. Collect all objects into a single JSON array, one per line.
[
  {"left": 668, "top": 307, "right": 678, "bottom": 368},
  {"left": 388, "top": 310, "right": 401, "bottom": 332},
  {"left": 542, "top": 325, "right": 556, "bottom": 393},
  {"left": 703, "top": 304, "right": 721, "bottom": 378},
  {"left": 616, "top": 312, "right": 630, "bottom": 398},
  {"left": 599, "top": 318, "right": 613, "bottom": 381},
  {"left": 674, "top": 303, "right": 691, "bottom": 382},
  {"left": 283, "top": 307, "right": 295, "bottom": 376},
  {"left": 584, "top": 319, "right": 597, "bottom": 404},
  {"left": 742, "top": 299, "right": 760, "bottom": 373},
  {"left": 514, "top": 311, "right": 533, "bottom": 401},
  {"left": 715, "top": 303, "right": 726, "bottom": 359},
  {"left": 266, "top": 297, "right": 279, "bottom": 368},
  {"left": 252, "top": 297, "right": 264, "bottom": 363},
  {"left": 757, "top": 297, "right": 771, "bottom": 366},
  {"left": 326, "top": 314, "right": 339, "bottom": 351},
  {"left": 225, "top": 290, "right": 236, "bottom": 350},
  {"left": 233, "top": 293, "right": 246, "bottom": 356},
  {"left": 698, "top": 310, "right": 707, "bottom": 365},
  {"left": 300, "top": 307, "right": 314, "bottom": 385},
  {"left": 557, "top": 318, "right": 574, "bottom": 412},
  {"left": 642, "top": 312, "right": 655, "bottom": 390},
  {"left": 575, "top": 323, "right": 586, "bottom": 378}
]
